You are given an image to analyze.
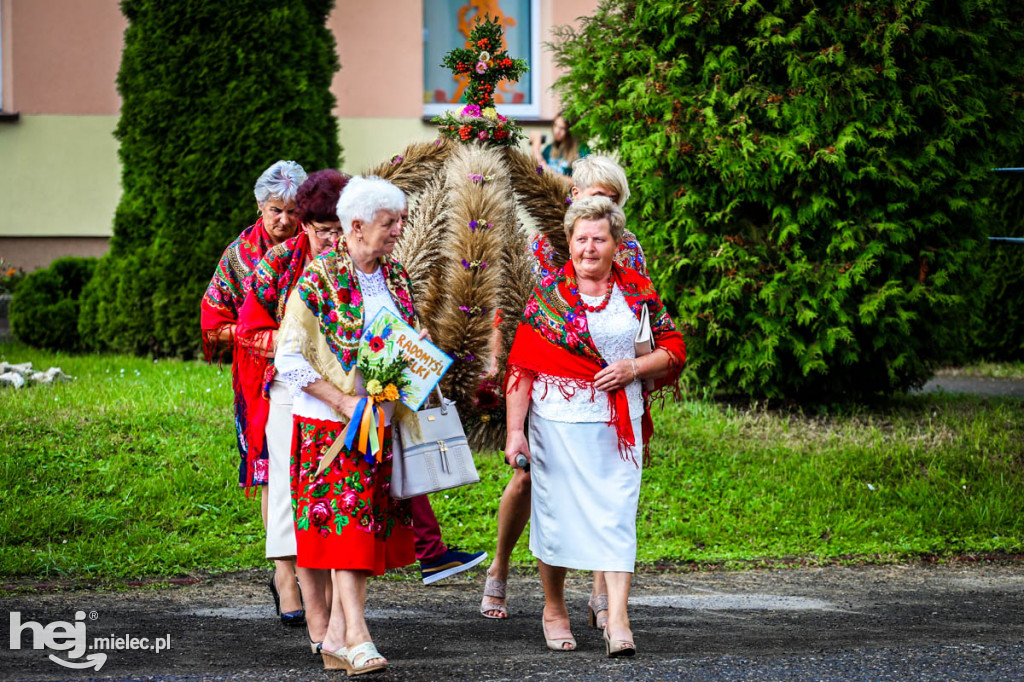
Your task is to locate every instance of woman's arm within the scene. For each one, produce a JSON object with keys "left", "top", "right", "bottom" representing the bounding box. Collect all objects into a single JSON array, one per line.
[
  {"left": 503, "top": 371, "right": 533, "bottom": 468},
  {"left": 593, "top": 348, "right": 675, "bottom": 392},
  {"left": 301, "top": 379, "right": 360, "bottom": 421}
]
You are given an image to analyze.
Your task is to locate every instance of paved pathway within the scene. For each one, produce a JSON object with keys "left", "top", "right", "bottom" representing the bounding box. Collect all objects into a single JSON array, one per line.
[{"left": 2, "top": 563, "right": 1023, "bottom": 681}]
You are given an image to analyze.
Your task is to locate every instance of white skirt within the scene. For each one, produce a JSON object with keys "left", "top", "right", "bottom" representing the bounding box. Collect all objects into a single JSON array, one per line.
[
  {"left": 528, "top": 411, "right": 644, "bottom": 573},
  {"left": 265, "top": 379, "right": 297, "bottom": 559}
]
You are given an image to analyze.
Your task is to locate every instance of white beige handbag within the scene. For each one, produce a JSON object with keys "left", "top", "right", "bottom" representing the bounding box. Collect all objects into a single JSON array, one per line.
[
  {"left": 634, "top": 303, "right": 656, "bottom": 391},
  {"left": 391, "top": 387, "right": 479, "bottom": 499}
]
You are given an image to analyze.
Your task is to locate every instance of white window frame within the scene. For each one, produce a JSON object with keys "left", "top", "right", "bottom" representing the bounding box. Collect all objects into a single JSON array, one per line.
[
  {"left": 0, "top": 6, "right": 5, "bottom": 111},
  {"left": 422, "top": 0, "right": 541, "bottom": 120}
]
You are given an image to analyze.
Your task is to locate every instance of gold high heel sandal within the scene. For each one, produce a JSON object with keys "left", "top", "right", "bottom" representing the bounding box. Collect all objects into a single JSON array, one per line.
[
  {"left": 588, "top": 593, "right": 609, "bottom": 629},
  {"left": 603, "top": 628, "right": 636, "bottom": 658},
  {"left": 542, "top": 616, "right": 577, "bottom": 651}
]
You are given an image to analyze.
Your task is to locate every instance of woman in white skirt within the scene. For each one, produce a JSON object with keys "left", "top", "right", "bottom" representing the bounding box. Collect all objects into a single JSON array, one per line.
[{"left": 503, "top": 196, "right": 686, "bottom": 657}]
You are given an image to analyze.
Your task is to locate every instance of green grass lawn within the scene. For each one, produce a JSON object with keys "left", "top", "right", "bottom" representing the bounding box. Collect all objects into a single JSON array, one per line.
[{"left": 1, "top": 339, "right": 1022, "bottom": 582}]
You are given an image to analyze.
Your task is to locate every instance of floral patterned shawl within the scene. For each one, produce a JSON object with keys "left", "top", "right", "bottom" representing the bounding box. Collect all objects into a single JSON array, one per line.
[
  {"left": 506, "top": 260, "right": 686, "bottom": 465},
  {"left": 277, "top": 241, "right": 419, "bottom": 429},
  {"left": 200, "top": 218, "right": 277, "bottom": 492},
  {"left": 233, "top": 231, "right": 312, "bottom": 477}
]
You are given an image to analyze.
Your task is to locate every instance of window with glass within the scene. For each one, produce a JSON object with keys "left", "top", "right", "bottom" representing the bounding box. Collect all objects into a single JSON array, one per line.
[{"left": 423, "top": 0, "right": 540, "bottom": 119}]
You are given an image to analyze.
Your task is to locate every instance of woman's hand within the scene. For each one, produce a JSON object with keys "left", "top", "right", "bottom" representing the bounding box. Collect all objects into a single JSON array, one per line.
[
  {"left": 333, "top": 393, "right": 361, "bottom": 421},
  {"left": 594, "top": 359, "right": 636, "bottom": 392},
  {"left": 418, "top": 328, "right": 432, "bottom": 343},
  {"left": 504, "top": 429, "right": 531, "bottom": 468}
]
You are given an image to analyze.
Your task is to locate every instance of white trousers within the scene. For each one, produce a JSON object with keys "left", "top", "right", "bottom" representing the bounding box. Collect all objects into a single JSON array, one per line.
[{"left": 265, "top": 379, "right": 297, "bottom": 559}]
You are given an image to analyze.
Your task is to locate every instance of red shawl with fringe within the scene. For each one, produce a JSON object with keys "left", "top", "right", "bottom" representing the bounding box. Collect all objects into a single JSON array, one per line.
[
  {"left": 233, "top": 231, "right": 312, "bottom": 484},
  {"left": 200, "top": 218, "right": 274, "bottom": 361},
  {"left": 199, "top": 218, "right": 279, "bottom": 492},
  {"left": 506, "top": 260, "right": 686, "bottom": 465}
]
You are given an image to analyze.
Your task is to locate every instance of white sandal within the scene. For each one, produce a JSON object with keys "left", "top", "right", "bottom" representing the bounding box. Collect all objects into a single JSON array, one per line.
[
  {"left": 345, "top": 641, "right": 388, "bottom": 676},
  {"left": 320, "top": 645, "right": 351, "bottom": 672}
]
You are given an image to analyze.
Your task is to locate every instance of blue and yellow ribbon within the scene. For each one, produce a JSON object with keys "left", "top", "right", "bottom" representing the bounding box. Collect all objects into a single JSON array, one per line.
[{"left": 342, "top": 396, "right": 387, "bottom": 464}]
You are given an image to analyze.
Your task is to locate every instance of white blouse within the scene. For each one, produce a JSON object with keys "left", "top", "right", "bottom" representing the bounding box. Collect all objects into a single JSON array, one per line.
[
  {"left": 530, "top": 285, "right": 644, "bottom": 423},
  {"left": 277, "top": 266, "right": 402, "bottom": 424}
]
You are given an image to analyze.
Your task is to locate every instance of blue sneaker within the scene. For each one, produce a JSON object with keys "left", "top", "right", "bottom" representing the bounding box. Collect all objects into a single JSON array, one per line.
[{"left": 420, "top": 547, "right": 488, "bottom": 585}]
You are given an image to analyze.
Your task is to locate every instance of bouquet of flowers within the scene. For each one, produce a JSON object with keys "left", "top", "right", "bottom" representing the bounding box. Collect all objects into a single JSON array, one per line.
[
  {"left": 358, "top": 353, "right": 410, "bottom": 405},
  {"left": 342, "top": 352, "right": 413, "bottom": 465}
]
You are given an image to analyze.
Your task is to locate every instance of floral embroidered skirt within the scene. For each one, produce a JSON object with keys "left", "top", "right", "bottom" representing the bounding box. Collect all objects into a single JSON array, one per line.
[{"left": 290, "top": 416, "right": 414, "bottom": 574}]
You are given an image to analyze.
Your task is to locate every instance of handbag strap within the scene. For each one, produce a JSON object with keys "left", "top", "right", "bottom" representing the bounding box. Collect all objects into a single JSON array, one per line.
[{"left": 434, "top": 385, "right": 449, "bottom": 415}]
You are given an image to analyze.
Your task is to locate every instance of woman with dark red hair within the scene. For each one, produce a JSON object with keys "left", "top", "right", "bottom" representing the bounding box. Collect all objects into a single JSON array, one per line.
[{"left": 235, "top": 169, "right": 349, "bottom": 637}]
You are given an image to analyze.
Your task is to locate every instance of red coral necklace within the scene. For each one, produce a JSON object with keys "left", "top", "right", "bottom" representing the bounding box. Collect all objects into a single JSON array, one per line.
[{"left": 578, "top": 277, "right": 615, "bottom": 313}]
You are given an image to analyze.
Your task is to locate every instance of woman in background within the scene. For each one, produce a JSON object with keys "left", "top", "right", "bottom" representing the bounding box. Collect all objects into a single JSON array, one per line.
[
  {"left": 236, "top": 169, "right": 348, "bottom": 639},
  {"left": 530, "top": 112, "right": 587, "bottom": 176},
  {"left": 201, "top": 159, "right": 307, "bottom": 622}
]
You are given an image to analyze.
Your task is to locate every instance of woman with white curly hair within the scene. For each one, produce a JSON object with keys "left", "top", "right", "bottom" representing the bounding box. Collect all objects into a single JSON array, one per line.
[{"left": 276, "top": 175, "right": 424, "bottom": 675}]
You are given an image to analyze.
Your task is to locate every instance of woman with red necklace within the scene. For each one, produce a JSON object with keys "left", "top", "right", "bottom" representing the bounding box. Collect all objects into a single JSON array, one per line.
[{"left": 502, "top": 196, "right": 686, "bottom": 657}]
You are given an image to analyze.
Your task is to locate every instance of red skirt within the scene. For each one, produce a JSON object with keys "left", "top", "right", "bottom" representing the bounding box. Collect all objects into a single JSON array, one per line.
[{"left": 290, "top": 415, "right": 414, "bottom": 574}]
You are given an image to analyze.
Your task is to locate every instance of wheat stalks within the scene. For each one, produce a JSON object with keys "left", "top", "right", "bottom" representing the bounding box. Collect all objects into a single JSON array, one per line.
[
  {"left": 429, "top": 143, "right": 512, "bottom": 411},
  {"left": 362, "top": 138, "right": 453, "bottom": 198},
  {"left": 504, "top": 147, "right": 573, "bottom": 268},
  {"left": 394, "top": 176, "right": 450, "bottom": 324}
]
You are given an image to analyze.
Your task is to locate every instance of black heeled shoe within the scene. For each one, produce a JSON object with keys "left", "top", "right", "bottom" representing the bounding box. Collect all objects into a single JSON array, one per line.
[{"left": 269, "top": 574, "right": 306, "bottom": 627}]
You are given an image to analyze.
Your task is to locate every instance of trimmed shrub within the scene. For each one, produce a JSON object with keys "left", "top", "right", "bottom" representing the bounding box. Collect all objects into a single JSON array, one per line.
[
  {"left": 11, "top": 258, "right": 97, "bottom": 351},
  {"left": 553, "top": 0, "right": 1024, "bottom": 399},
  {"left": 80, "top": 0, "right": 342, "bottom": 357}
]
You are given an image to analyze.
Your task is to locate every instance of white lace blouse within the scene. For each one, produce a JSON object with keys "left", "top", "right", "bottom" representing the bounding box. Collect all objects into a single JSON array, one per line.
[
  {"left": 276, "top": 266, "right": 402, "bottom": 423},
  {"left": 530, "top": 285, "right": 644, "bottom": 423}
]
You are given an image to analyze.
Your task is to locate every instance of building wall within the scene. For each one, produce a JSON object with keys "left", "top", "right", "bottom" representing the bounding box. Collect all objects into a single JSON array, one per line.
[{"left": 0, "top": 0, "right": 598, "bottom": 269}]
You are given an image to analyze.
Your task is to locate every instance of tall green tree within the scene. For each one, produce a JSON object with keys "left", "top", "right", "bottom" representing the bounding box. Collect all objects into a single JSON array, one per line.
[
  {"left": 80, "top": 0, "right": 341, "bottom": 357},
  {"left": 553, "top": 0, "right": 1024, "bottom": 399}
]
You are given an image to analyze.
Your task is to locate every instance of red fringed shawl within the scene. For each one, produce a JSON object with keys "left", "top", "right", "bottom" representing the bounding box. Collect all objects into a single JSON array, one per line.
[
  {"left": 200, "top": 218, "right": 275, "bottom": 361},
  {"left": 506, "top": 260, "right": 686, "bottom": 465},
  {"left": 233, "top": 231, "right": 313, "bottom": 484},
  {"left": 199, "top": 218, "right": 278, "bottom": 492}
]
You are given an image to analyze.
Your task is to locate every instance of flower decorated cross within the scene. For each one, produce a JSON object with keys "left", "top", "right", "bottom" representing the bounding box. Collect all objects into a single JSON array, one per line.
[
  {"left": 433, "top": 16, "right": 528, "bottom": 146},
  {"left": 442, "top": 17, "right": 527, "bottom": 109}
]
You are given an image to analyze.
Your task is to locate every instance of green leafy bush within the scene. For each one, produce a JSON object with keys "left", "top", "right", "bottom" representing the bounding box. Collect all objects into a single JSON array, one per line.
[
  {"left": 11, "top": 258, "right": 97, "bottom": 351},
  {"left": 553, "top": 0, "right": 1024, "bottom": 399},
  {"left": 969, "top": 173, "right": 1024, "bottom": 361},
  {"left": 80, "top": 0, "right": 342, "bottom": 357}
]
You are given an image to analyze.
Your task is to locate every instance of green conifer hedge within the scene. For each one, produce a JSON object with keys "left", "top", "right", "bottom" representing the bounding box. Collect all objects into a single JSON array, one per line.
[
  {"left": 11, "top": 257, "right": 97, "bottom": 351},
  {"left": 553, "top": 0, "right": 1024, "bottom": 399},
  {"left": 970, "top": 173, "right": 1024, "bottom": 361},
  {"left": 79, "top": 0, "right": 341, "bottom": 357}
]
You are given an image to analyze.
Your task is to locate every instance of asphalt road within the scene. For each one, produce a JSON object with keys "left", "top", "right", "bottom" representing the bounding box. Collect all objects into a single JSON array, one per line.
[{"left": 2, "top": 562, "right": 1023, "bottom": 681}]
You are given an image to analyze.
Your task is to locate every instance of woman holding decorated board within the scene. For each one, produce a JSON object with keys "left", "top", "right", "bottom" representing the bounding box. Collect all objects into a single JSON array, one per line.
[{"left": 276, "top": 175, "right": 422, "bottom": 675}]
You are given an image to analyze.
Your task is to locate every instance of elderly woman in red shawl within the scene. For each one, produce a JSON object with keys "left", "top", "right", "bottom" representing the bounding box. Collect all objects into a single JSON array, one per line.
[
  {"left": 200, "top": 159, "right": 307, "bottom": 619},
  {"left": 503, "top": 196, "right": 685, "bottom": 658},
  {"left": 235, "top": 169, "right": 348, "bottom": 633}
]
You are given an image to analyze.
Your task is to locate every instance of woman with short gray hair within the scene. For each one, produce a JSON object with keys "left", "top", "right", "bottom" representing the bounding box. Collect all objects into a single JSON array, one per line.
[{"left": 201, "top": 159, "right": 308, "bottom": 624}]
